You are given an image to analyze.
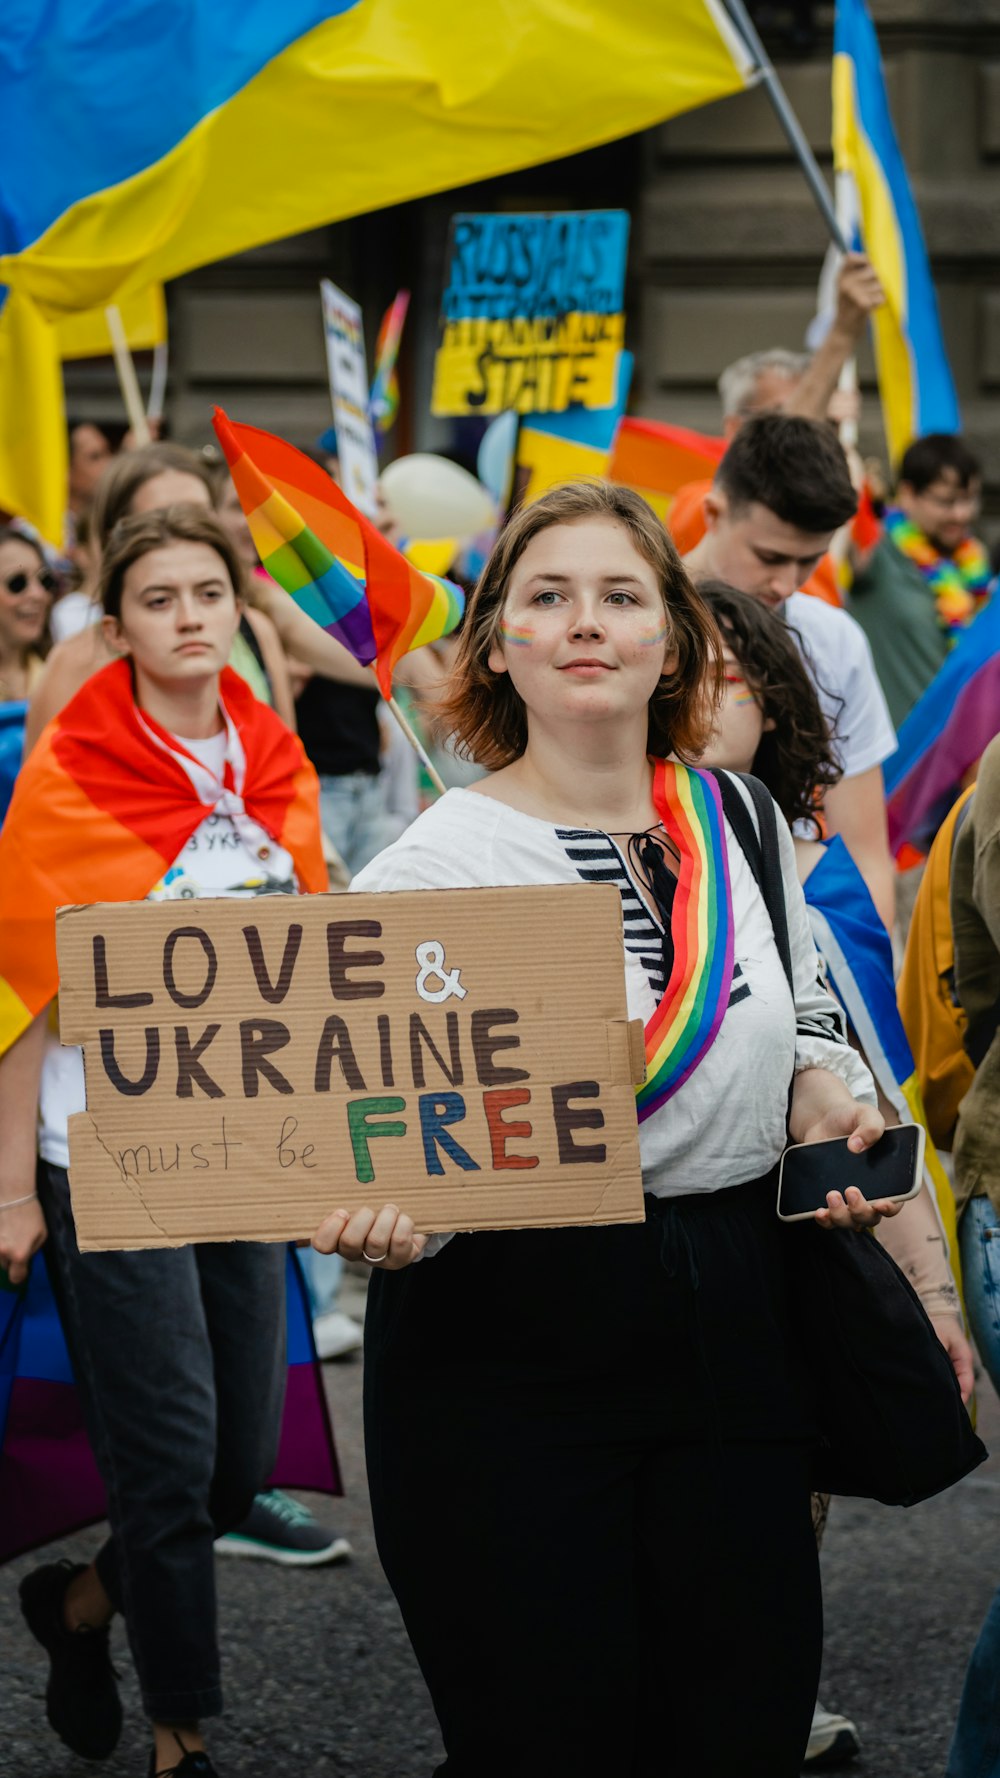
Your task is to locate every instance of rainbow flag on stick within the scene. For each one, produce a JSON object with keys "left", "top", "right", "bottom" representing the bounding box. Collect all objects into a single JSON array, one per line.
[
  {"left": 370, "top": 290, "right": 409, "bottom": 435},
  {"left": 213, "top": 408, "right": 463, "bottom": 701}
]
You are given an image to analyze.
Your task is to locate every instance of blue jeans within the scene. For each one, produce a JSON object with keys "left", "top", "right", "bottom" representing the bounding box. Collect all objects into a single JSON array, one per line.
[
  {"left": 959, "top": 1197, "right": 1000, "bottom": 1397},
  {"left": 948, "top": 1201, "right": 1000, "bottom": 1777},
  {"left": 948, "top": 1586, "right": 1000, "bottom": 1778},
  {"left": 318, "top": 770, "right": 401, "bottom": 879}
]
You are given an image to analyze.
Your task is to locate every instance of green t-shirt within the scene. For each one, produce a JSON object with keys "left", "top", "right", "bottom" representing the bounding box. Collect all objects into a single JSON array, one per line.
[{"left": 849, "top": 535, "right": 950, "bottom": 729}]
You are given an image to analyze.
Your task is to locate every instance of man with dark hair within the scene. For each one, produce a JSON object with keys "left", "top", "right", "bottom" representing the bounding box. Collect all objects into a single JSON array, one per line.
[
  {"left": 850, "top": 433, "right": 991, "bottom": 728},
  {"left": 686, "top": 415, "right": 897, "bottom": 931},
  {"left": 712, "top": 411, "right": 859, "bottom": 537}
]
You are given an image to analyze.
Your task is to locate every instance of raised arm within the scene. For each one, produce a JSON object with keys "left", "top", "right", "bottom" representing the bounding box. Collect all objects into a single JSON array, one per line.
[
  {"left": 785, "top": 253, "right": 884, "bottom": 424},
  {"left": 250, "top": 577, "right": 376, "bottom": 688}
]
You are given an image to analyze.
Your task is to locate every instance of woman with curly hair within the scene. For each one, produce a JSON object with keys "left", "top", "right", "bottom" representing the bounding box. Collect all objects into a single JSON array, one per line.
[{"left": 309, "top": 482, "right": 895, "bottom": 1778}]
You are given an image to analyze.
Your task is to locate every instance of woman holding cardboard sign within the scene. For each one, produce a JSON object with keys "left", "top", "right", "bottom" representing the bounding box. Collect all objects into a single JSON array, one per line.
[
  {"left": 0, "top": 508, "right": 331, "bottom": 1778},
  {"left": 314, "top": 481, "right": 893, "bottom": 1777}
]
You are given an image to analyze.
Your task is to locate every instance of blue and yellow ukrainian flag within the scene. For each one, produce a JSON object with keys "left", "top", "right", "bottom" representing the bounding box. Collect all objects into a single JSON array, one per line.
[
  {"left": 833, "top": 0, "right": 960, "bottom": 466},
  {"left": 518, "top": 352, "right": 634, "bottom": 504},
  {"left": 0, "top": 0, "right": 753, "bottom": 542}
]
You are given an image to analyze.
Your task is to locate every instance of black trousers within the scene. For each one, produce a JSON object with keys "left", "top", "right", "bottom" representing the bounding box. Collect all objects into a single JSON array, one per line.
[
  {"left": 37, "top": 1163, "right": 286, "bottom": 1722},
  {"left": 365, "top": 1176, "right": 822, "bottom": 1778}
]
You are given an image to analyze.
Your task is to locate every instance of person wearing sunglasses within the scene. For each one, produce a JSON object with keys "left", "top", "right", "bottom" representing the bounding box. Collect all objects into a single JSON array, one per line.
[{"left": 0, "top": 527, "right": 57, "bottom": 822}]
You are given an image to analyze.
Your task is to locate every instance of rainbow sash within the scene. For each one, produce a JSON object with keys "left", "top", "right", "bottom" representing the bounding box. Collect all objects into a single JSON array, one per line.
[{"left": 637, "top": 761, "right": 735, "bottom": 1122}]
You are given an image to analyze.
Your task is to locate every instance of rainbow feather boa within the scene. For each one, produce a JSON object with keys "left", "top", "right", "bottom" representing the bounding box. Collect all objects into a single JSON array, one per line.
[{"left": 883, "top": 508, "right": 992, "bottom": 634}]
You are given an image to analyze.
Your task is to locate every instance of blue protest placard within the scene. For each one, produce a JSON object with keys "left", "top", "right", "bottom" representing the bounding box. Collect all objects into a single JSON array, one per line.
[{"left": 431, "top": 210, "right": 630, "bottom": 416}]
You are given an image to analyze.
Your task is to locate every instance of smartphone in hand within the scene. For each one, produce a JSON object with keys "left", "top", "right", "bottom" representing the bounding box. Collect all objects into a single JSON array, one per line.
[{"left": 776, "top": 1124, "right": 925, "bottom": 1223}]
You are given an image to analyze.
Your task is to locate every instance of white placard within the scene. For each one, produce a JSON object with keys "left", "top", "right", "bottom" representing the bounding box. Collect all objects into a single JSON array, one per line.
[{"left": 320, "top": 279, "right": 380, "bottom": 518}]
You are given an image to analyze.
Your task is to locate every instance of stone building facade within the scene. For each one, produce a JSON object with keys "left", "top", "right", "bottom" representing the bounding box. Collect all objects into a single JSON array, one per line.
[{"left": 65, "top": 2, "right": 999, "bottom": 514}]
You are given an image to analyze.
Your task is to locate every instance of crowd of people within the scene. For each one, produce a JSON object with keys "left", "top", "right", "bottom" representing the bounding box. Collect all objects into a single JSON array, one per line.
[{"left": 1, "top": 252, "right": 999, "bottom": 1778}]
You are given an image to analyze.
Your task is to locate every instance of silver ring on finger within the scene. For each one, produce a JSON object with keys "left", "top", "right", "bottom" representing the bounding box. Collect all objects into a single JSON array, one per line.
[{"left": 362, "top": 1247, "right": 388, "bottom": 1264}]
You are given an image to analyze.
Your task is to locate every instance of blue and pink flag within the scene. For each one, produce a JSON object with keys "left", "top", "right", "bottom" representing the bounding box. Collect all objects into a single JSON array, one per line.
[
  {"left": 885, "top": 598, "right": 1000, "bottom": 856},
  {"left": 0, "top": 1250, "right": 339, "bottom": 1563}
]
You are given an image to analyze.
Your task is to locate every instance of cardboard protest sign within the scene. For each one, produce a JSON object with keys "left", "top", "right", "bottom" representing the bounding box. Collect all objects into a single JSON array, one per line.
[
  {"left": 56, "top": 886, "right": 646, "bottom": 1251},
  {"left": 320, "top": 278, "right": 379, "bottom": 516},
  {"left": 431, "top": 211, "right": 629, "bottom": 417}
]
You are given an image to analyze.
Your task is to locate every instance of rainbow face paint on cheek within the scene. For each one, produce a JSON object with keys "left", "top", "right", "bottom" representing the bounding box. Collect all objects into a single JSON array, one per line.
[
  {"left": 638, "top": 623, "right": 668, "bottom": 648},
  {"left": 499, "top": 621, "right": 536, "bottom": 647}
]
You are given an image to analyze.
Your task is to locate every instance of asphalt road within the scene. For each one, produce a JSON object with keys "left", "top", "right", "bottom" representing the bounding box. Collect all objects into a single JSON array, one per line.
[{"left": 2, "top": 1270, "right": 999, "bottom": 1778}]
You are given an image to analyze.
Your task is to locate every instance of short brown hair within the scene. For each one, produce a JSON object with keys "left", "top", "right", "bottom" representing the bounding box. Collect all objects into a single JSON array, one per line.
[
  {"left": 437, "top": 481, "right": 724, "bottom": 769},
  {"left": 714, "top": 414, "right": 857, "bottom": 534},
  {"left": 98, "top": 506, "right": 245, "bottom": 621},
  {"left": 91, "top": 442, "right": 217, "bottom": 554}
]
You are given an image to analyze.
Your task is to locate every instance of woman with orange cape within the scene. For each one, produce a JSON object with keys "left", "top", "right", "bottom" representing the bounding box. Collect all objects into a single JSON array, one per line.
[{"left": 0, "top": 507, "right": 327, "bottom": 1778}]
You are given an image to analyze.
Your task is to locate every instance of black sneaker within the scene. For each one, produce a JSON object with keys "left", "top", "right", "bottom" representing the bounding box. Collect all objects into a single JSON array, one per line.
[
  {"left": 19, "top": 1558, "right": 122, "bottom": 1760},
  {"left": 215, "top": 1489, "right": 351, "bottom": 1566},
  {"left": 149, "top": 1747, "right": 219, "bottom": 1777}
]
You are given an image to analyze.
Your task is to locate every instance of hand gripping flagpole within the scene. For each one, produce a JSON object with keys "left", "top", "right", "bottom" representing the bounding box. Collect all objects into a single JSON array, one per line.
[{"left": 721, "top": 0, "right": 849, "bottom": 254}]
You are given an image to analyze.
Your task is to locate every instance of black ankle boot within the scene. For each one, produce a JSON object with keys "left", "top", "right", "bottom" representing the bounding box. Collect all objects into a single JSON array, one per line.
[{"left": 19, "top": 1559, "right": 122, "bottom": 1760}]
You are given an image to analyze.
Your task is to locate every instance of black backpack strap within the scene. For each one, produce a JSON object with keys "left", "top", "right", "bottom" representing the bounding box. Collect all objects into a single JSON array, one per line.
[{"left": 710, "top": 769, "right": 794, "bottom": 997}]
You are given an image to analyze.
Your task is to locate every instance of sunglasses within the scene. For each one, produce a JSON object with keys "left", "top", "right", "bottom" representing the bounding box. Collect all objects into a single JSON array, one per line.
[{"left": 3, "top": 565, "right": 59, "bottom": 597}]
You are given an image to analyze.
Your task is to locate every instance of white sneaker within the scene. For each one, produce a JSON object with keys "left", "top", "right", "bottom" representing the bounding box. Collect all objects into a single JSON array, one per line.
[
  {"left": 803, "top": 1701, "right": 861, "bottom": 1769},
  {"left": 312, "top": 1309, "right": 364, "bottom": 1360}
]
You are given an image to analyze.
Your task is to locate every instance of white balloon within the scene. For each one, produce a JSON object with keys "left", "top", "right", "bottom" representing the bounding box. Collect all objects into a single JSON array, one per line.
[{"left": 380, "top": 454, "right": 495, "bottom": 543}]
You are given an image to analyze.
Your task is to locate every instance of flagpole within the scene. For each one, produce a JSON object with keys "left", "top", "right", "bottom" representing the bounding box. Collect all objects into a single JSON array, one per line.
[
  {"left": 371, "top": 669, "right": 448, "bottom": 797},
  {"left": 835, "top": 171, "right": 860, "bottom": 452},
  {"left": 147, "top": 339, "right": 169, "bottom": 424},
  {"left": 105, "top": 306, "right": 152, "bottom": 445},
  {"left": 721, "top": 0, "right": 848, "bottom": 253}
]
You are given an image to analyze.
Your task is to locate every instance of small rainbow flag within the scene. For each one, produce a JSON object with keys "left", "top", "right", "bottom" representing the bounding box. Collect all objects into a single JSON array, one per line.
[
  {"left": 370, "top": 289, "right": 409, "bottom": 435},
  {"left": 637, "top": 761, "right": 735, "bottom": 1120},
  {"left": 213, "top": 408, "right": 464, "bottom": 699}
]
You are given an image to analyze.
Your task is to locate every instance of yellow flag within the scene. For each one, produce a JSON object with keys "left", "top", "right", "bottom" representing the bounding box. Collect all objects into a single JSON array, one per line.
[
  {"left": 0, "top": 292, "right": 66, "bottom": 547},
  {"left": 0, "top": 2, "right": 753, "bottom": 319},
  {"left": 56, "top": 285, "right": 166, "bottom": 361}
]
